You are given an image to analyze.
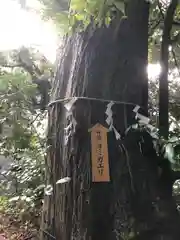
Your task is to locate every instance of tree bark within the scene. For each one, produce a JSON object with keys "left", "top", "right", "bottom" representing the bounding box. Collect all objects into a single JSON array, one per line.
[{"left": 41, "top": 1, "right": 180, "bottom": 239}]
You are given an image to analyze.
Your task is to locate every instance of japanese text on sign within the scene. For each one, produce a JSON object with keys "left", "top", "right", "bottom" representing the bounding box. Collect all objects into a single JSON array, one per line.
[{"left": 90, "top": 124, "right": 110, "bottom": 182}]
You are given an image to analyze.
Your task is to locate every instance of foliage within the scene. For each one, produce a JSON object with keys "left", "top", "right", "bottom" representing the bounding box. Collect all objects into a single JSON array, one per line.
[
  {"left": 37, "top": 0, "right": 180, "bottom": 70},
  {"left": 148, "top": 71, "right": 180, "bottom": 170},
  {"left": 0, "top": 47, "right": 49, "bottom": 228},
  {"left": 38, "top": 0, "right": 126, "bottom": 32}
]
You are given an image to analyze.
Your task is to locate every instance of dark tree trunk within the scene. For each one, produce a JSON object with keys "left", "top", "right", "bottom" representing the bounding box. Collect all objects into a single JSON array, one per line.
[
  {"left": 41, "top": 1, "right": 180, "bottom": 239},
  {"left": 159, "top": 0, "right": 178, "bottom": 139}
]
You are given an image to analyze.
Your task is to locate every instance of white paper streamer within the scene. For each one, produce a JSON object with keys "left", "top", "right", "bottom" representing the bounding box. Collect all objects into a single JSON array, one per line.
[
  {"left": 64, "top": 113, "right": 72, "bottom": 145},
  {"left": 146, "top": 124, "right": 155, "bottom": 131},
  {"left": 105, "top": 101, "right": 114, "bottom": 128},
  {"left": 72, "top": 116, "right": 77, "bottom": 131},
  {"left": 64, "top": 122, "right": 73, "bottom": 132},
  {"left": 105, "top": 101, "right": 121, "bottom": 140},
  {"left": 64, "top": 132, "right": 72, "bottom": 145},
  {"left": 133, "top": 105, "right": 150, "bottom": 125},
  {"left": 45, "top": 185, "right": 53, "bottom": 196},
  {"left": 64, "top": 97, "right": 78, "bottom": 145},
  {"left": 56, "top": 177, "right": 71, "bottom": 184},
  {"left": 64, "top": 97, "right": 77, "bottom": 111},
  {"left": 112, "top": 126, "right": 121, "bottom": 140},
  {"left": 106, "top": 115, "right": 112, "bottom": 126},
  {"left": 125, "top": 124, "right": 138, "bottom": 135},
  {"left": 107, "top": 101, "right": 114, "bottom": 109},
  {"left": 133, "top": 105, "right": 140, "bottom": 113},
  {"left": 132, "top": 124, "right": 138, "bottom": 129},
  {"left": 146, "top": 124, "right": 158, "bottom": 139},
  {"left": 136, "top": 113, "right": 150, "bottom": 125}
]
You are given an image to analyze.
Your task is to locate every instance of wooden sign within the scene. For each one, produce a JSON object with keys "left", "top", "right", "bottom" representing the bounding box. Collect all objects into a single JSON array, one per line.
[{"left": 89, "top": 123, "right": 110, "bottom": 182}]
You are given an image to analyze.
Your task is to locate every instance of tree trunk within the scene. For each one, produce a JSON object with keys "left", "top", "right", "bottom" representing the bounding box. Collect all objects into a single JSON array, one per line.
[
  {"left": 41, "top": 1, "right": 180, "bottom": 239},
  {"left": 159, "top": 0, "right": 178, "bottom": 139}
]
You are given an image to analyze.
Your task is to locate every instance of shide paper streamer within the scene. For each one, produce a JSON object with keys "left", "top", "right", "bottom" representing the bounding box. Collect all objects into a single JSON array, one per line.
[
  {"left": 133, "top": 105, "right": 158, "bottom": 139},
  {"left": 56, "top": 177, "right": 71, "bottom": 184},
  {"left": 49, "top": 96, "right": 158, "bottom": 143},
  {"left": 45, "top": 178, "right": 71, "bottom": 196},
  {"left": 64, "top": 97, "right": 78, "bottom": 112},
  {"left": 64, "top": 97, "right": 77, "bottom": 145},
  {"left": 105, "top": 101, "right": 114, "bottom": 128},
  {"left": 105, "top": 101, "right": 121, "bottom": 140},
  {"left": 45, "top": 185, "right": 53, "bottom": 196}
]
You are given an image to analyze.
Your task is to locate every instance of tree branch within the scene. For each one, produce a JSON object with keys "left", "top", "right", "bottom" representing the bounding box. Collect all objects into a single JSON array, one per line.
[
  {"left": 0, "top": 61, "right": 42, "bottom": 78},
  {"left": 171, "top": 48, "right": 180, "bottom": 76},
  {"left": 0, "top": 64, "right": 22, "bottom": 68},
  {"left": 157, "top": 0, "right": 166, "bottom": 20},
  {"left": 148, "top": 17, "right": 162, "bottom": 37}
]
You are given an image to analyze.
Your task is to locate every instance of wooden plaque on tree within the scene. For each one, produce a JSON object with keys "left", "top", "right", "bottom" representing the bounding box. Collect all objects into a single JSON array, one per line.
[{"left": 89, "top": 123, "right": 110, "bottom": 182}]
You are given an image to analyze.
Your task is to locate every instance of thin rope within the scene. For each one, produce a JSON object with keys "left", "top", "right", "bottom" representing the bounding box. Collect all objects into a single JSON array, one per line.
[
  {"left": 48, "top": 96, "right": 140, "bottom": 108},
  {"left": 40, "top": 229, "right": 56, "bottom": 239}
]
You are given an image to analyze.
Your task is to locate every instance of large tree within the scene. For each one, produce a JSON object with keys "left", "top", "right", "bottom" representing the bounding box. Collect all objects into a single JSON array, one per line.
[{"left": 41, "top": 0, "right": 180, "bottom": 239}]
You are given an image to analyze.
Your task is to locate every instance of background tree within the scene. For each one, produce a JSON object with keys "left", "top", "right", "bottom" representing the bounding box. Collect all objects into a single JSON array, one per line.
[{"left": 0, "top": 46, "right": 52, "bottom": 235}]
